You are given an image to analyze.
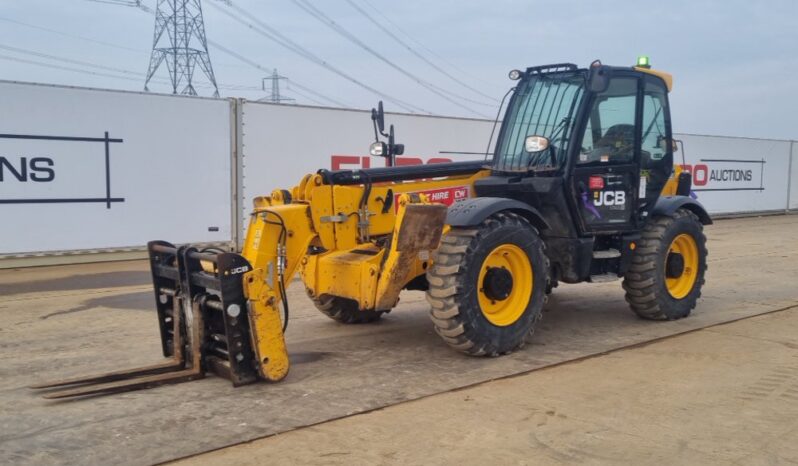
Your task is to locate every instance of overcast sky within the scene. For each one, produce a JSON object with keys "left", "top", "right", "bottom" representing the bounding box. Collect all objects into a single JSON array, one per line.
[{"left": 0, "top": 0, "right": 795, "bottom": 140}]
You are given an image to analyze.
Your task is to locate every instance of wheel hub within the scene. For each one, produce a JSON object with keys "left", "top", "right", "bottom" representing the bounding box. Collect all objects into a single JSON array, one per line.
[
  {"left": 666, "top": 252, "right": 685, "bottom": 278},
  {"left": 665, "top": 233, "right": 699, "bottom": 299},
  {"left": 483, "top": 266, "right": 513, "bottom": 301},
  {"left": 477, "top": 243, "right": 534, "bottom": 327}
]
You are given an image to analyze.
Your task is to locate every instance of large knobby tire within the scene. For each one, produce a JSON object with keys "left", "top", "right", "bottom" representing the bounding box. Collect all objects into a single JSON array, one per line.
[
  {"left": 425, "top": 212, "right": 549, "bottom": 356},
  {"left": 623, "top": 208, "right": 708, "bottom": 320},
  {"left": 311, "top": 294, "right": 385, "bottom": 324}
]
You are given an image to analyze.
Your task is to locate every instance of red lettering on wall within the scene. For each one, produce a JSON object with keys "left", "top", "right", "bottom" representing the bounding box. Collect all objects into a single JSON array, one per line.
[
  {"left": 394, "top": 157, "right": 423, "bottom": 166},
  {"left": 330, "top": 155, "right": 454, "bottom": 170},
  {"left": 693, "top": 164, "right": 709, "bottom": 186},
  {"left": 331, "top": 155, "right": 361, "bottom": 170},
  {"left": 427, "top": 157, "right": 452, "bottom": 164}
]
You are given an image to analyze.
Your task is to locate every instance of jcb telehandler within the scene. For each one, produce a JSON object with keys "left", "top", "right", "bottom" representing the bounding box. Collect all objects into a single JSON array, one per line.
[{"left": 34, "top": 58, "right": 710, "bottom": 399}]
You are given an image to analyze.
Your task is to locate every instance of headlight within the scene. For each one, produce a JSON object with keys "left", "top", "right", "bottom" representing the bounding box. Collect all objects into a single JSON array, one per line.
[
  {"left": 508, "top": 69, "right": 522, "bottom": 80},
  {"left": 369, "top": 141, "right": 386, "bottom": 157}
]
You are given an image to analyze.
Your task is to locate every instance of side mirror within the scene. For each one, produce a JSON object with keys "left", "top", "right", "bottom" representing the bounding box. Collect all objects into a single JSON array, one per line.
[
  {"left": 657, "top": 136, "right": 679, "bottom": 152},
  {"left": 371, "top": 101, "right": 385, "bottom": 134},
  {"left": 588, "top": 64, "right": 611, "bottom": 93},
  {"left": 525, "top": 135, "right": 550, "bottom": 153}
]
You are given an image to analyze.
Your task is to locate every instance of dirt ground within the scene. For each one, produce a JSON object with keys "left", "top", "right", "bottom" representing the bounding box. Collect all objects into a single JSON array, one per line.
[
  {"left": 179, "top": 306, "right": 798, "bottom": 466},
  {"left": 1, "top": 215, "right": 797, "bottom": 465}
]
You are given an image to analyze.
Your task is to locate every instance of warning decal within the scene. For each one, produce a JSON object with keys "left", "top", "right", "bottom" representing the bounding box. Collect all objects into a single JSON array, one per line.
[{"left": 394, "top": 185, "right": 470, "bottom": 211}]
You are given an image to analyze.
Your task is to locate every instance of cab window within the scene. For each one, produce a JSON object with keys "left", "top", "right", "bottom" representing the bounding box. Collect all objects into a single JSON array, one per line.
[
  {"left": 577, "top": 77, "right": 638, "bottom": 165},
  {"left": 640, "top": 79, "right": 672, "bottom": 195}
]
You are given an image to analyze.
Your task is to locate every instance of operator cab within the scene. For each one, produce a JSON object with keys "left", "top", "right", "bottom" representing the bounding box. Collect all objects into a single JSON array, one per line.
[
  {"left": 476, "top": 58, "right": 678, "bottom": 283},
  {"left": 481, "top": 59, "right": 675, "bottom": 235}
]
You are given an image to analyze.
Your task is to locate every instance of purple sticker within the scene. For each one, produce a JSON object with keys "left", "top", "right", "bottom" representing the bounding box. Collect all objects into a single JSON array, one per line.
[{"left": 581, "top": 191, "right": 602, "bottom": 219}]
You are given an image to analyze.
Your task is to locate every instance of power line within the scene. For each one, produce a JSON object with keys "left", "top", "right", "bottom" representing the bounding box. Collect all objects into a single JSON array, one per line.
[
  {"left": 343, "top": 0, "right": 498, "bottom": 103},
  {"left": 0, "top": 53, "right": 150, "bottom": 83},
  {"left": 85, "top": 0, "right": 153, "bottom": 13},
  {"left": 80, "top": 2, "right": 334, "bottom": 104},
  {"left": 0, "top": 16, "right": 147, "bottom": 54},
  {"left": 0, "top": 44, "right": 259, "bottom": 91},
  {"left": 208, "top": 1, "right": 430, "bottom": 114},
  {"left": 0, "top": 43, "right": 145, "bottom": 78},
  {"left": 283, "top": 81, "right": 328, "bottom": 106},
  {"left": 2, "top": 8, "right": 353, "bottom": 106},
  {"left": 216, "top": 1, "right": 427, "bottom": 113},
  {"left": 207, "top": 38, "right": 349, "bottom": 107},
  {"left": 3, "top": 2, "right": 431, "bottom": 110},
  {"left": 358, "top": 0, "right": 503, "bottom": 90},
  {"left": 0, "top": 15, "right": 257, "bottom": 71},
  {"left": 290, "top": 0, "right": 489, "bottom": 118}
]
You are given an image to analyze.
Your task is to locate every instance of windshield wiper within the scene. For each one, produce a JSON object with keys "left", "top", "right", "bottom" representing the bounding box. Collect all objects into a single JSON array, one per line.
[{"left": 484, "top": 86, "right": 516, "bottom": 161}]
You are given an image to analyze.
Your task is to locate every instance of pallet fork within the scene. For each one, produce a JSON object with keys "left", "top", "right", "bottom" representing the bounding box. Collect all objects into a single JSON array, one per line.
[{"left": 31, "top": 242, "right": 263, "bottom": 399}]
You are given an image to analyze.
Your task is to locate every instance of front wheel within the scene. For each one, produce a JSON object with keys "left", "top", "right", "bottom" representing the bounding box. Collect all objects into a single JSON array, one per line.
[
  {"left": 623, "top": 208, "right": 708, "bottom": 320},
  {"left": 425, "top": 212, "right": 549, "bottom": 356}
]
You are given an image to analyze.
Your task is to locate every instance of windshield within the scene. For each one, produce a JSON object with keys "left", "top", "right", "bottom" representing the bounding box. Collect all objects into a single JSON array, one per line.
[{"left": 494, "top": 71, "right": 586, "bottom": 172}]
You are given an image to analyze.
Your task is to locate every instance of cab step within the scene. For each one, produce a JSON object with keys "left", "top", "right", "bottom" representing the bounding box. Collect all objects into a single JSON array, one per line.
[{"left": 593, "top": 248, "right": 621, "bottom": 259}]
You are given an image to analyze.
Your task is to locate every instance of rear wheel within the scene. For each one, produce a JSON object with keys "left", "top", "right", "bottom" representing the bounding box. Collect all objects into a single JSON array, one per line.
[
  {"left": 310, "top": 294, "right": 385, "bottom": 324},
  {"left": 623, "top": 208, "right": 707, "bottom": 320},
  {"left": 425, "top": 212, "right": 549, "bottom": 356}
]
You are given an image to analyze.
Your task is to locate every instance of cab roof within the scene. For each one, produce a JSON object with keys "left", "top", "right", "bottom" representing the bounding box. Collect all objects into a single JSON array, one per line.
[{"left": 519, "top": 61, "right": 673, "bottom": 92}]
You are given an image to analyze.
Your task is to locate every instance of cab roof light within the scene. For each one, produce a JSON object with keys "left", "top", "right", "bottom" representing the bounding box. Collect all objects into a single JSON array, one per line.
[{"left": 637, "top": 55, "right": 651, "bottom": 69}]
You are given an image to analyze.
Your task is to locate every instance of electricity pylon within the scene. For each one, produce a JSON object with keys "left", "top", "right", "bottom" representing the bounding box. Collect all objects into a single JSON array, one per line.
[
  {"left": 259, "top": 69, "right": 295, "bottom": 103},
  {"left": 144, "top": 0, "right": 219, "bottom": 97}
]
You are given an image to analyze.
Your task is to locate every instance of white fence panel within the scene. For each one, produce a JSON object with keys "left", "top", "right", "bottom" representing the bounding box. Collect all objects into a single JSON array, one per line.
[
  {"left": 240, "top": 105, "right": 795, "bottom": 221},
  {"left": 239, "top": 101, "right": 494, "bottom": 218},
  {"left": 790, "top": 141, "right": 798, "bottom": 210},
  {"left": 0, "top": 82, "right": 233, "bottom": 254},
  {"left": 3, "top": 85, "right": 796, "bottom": 258},
  {"left": 673, "top": 133, "right": 792, "bottom": 214}
]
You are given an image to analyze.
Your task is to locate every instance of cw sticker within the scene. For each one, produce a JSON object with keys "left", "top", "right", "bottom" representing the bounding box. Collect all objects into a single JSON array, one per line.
[{"left": 394, "top": 186, "right": 470, "bottom": 212}]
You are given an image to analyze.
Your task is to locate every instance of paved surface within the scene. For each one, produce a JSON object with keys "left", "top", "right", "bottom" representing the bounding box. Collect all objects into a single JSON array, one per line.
[
  {"left": 0, "top": 215, "right": 796, "bottom": 465},
  {"left": 179, "top": 305, "right": 798, "bottom": 466}
]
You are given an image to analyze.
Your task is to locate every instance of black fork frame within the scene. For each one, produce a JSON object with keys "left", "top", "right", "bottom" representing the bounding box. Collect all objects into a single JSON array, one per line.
[{"left": 31, "top": 241, "right": 261, "bottom": 399}]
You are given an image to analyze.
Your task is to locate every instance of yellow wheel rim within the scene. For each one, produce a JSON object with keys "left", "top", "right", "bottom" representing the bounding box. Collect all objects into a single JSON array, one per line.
[
  {"left": 665, "top": 233, "right": 699, "bottom": 299},
  {"left": 478, "top": 244, "right": 533, "bottom": 326}
]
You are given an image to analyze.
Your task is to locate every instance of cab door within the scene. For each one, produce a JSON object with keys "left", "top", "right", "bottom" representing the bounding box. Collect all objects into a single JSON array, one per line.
[{"left": 570, "top": 76, "right": 641, "bottom": 233}]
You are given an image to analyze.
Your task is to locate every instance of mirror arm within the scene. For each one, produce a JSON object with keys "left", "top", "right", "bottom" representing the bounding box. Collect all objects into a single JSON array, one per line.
[
  {"left": 372, "top": 119, "right": 380, "bottom": 142},
  {"left": 377, "top": 101, "right": 387, "bottom": 135}
]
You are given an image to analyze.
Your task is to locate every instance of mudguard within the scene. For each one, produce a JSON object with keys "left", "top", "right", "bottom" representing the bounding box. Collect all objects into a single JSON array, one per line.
[
  {"left": 446, "top": 197, "right": 550, "bottom": 231},
  {"left": 652, "top": 195, "right": 713, "bottom": 225}
]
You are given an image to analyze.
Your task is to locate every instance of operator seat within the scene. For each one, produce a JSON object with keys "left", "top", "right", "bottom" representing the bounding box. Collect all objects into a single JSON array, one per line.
[{"left": 594, "top": 124, "right": 635, "bottom": 162}]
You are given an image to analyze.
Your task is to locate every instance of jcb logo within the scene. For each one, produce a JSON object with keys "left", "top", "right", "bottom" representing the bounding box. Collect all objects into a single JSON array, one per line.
[
  {"left": 229, "top": 266, "right": 250, "bottom": 275},
  {"left": 594, "top": 191, "right": 626, "bottom": 206}
]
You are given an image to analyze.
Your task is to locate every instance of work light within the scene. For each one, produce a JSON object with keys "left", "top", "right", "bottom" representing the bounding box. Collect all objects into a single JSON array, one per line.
[{"left": 370, "top": 141, "right": 386, "bottom": 157}]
